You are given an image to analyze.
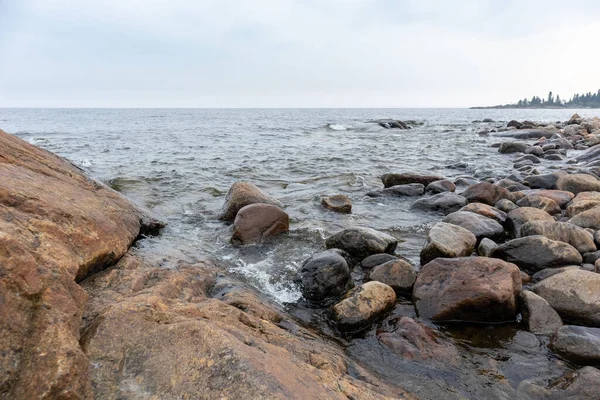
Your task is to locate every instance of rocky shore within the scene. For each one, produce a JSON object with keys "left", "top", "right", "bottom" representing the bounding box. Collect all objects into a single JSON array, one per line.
[{"left": 2, "top": 113, "right": 600, "bottom": 399}]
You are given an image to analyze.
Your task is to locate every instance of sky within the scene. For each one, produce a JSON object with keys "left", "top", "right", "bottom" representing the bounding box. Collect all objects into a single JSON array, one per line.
[{"left": 0, "top": 0, "right": 599, "bottom": 108}]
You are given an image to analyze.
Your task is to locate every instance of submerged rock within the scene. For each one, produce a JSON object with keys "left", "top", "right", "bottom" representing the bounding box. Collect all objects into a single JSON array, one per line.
[
  {"left": 518, "top": 367, "right": 600, "bottom": 400},
  {"left": 462, "top": 182, "right": 516, "bottom": 205},
  {"left": 442, "top": 211, "right": 504, "bottom": 242},
  {"left": 518, "top": 220, "right": 596, "bottom": 254},
  {"left": 551, "top": 325, "right": 600, "bottom": 365},
  {"left": 333, "top": 281, "right": 397, "bottom": 332},
  {"left": 367, "top": 183, "right": 425, "bottom": 197},
  {"left": 299, "top": 250, "right": 353, "bottom": 302},
  {"left": 321, "top": 194, "right": 352, "bottom": 213},
  {"left": 369, "top": 259, "right": 417, "bottom": 294},
  {"left": 533, "top": 269, "right": 600, "bottom": 327},
  {"left": 410, "top": 192, "right": 467, "bottom": 213},
  {"left": 381, "top": 172, "right": 444, "bottom": 188},
  {"left": 325, "top": 227, "right": 397, "bottom": 259},
  {"left": 413, "top": 257, "right": 521, "bottom": 323},
  {"left": 519, "top": 291, "right": 563, "bottom": 335},
  {"left": 420, "top": 222, "right": 477, "bottom": 264},
  {"left": 491, "top": 236, "right": 582, "bottom": 273},
  {"left": 231, "top": 203, "right": 289, "bottom": 245},
  {"left": 219, "top": 181, "right": 283, "bottom": 221}
]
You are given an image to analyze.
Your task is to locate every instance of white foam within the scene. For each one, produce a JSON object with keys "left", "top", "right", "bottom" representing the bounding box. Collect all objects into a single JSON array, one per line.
[{"left": 327, "top": 123, "right": 354, "bottom": 131}]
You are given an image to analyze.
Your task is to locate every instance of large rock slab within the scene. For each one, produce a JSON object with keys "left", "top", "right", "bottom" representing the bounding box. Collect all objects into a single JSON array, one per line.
[
  {"left": 518, "top": 367, "right": 600, "bottom": 400},
  {"left": 572, "top": 143, "right": 600, "bottom": 163},
  {"left": 299, "top": 250, "right": 353, "bottom": 302},
  {"left": 506, "top": 207, "right": 555, "bottom": 237},
  {"left": 442, "top": 211, "right": 504, "bottom": 242},
  {"left": 333, "top": 281, "right": 397, "bottom": 332},
  {"left": 491, "top": 236, "right": 582, "bottom": 273},
  {"left": 533, "top": 270, "right": 600, "bottom": 327},
  {"left": 413, "top": 257, "right": 522, "bottom": 322},
  {"left": 231, "top": 203, "right": 289, "bottom": 244},
  {"left": 381, "top": 172, "right": 444, "bottom": 188},
  {"left": 410, "top": 192, "right": 467, "bottom": 213},
  {"left": 556, "top": 173, "right": 600, "bottom": 194},
  {"left": 325, "top": 227, "right": 398, "bottom": 259},
  {"left": 462, "top": 182, "right": 516, "bottom": 205},
  {"left": 0, "top": 129, "right": 163, "bottom": 399},
  {"left": 519, "top": 220, "right": 596, "bottom": 254},
  {"left": 551, "top": 325, "right": 600, "bottom": 365},
  {"left": 518, "top": 291, "right": 563, "bottom": 335},
  {"left": 219, "top": 181, "right": 283, "bottom": 221},
  {"left": 420, "top": 222, "right": 477, "bottom": 264}
]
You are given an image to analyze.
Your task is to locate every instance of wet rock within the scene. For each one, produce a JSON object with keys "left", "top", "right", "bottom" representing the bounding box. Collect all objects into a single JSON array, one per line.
[
  {"left": 369, "top": 259, "right": 417, "bottom": 294},
  {"left": 442, "top": 211, "right": 504, "bottom": 242},
  {"left": 519, "top": 367, "right": 600, "bottom": 400},
  {"left": 544, "top": 154, "right": 564, "bottom": 161},
  {"left": 520, "top": 189, "right": 574, "bottom": 208},
  {"left": 0, "top": 130, "right": 165, "bottom": 399},
  {"left": 231, "top": 204, "right": 289, "bottom": 245},
  {"left": 413, "top": 257, "right": 521, "bottom": 323},
  {"left": 325, "top": 227, "right": 397, "bottom": 259},
  {"left": 519, "top": 220, "right": 596, "bottom": 254},
  {"left": 410, "top": 192, "right": 467, "bottom": 214},
  {"left": 524, "top": 172, "right": 567, "bottom": 189},
  {"left": 420, "top": 222, "right": 477, "bottom": 264},
  {"left": 514, "top": 159, "right": 534, "bottom": 169},
  {"left": 507, "top": 120, "right": 522, "bottom": 128},
  {"left": 381, "top": 172, "right": 444, "bottom": 188},
  {"left": 572, "top": 143, "right": 600, "bottom": 163},
  {"left": 462, "top": 182, "right": 516, "bottom": 205},
  {"left": 366, "top": 183, "right": 425, "bottom": 197},
  {"left": 506, "top": 207, "right": 555, "bottom": 237},
  {"left": 531, "top": 266, "right": 581, "bottom": 282},
  {"left": 321, "top": 194, "right": 352, "bottom": 213},
  {"left": 454, "top": 177, "right": 479, "bottom": 187},
  {"left": 477, "top": 237, "right": 498, "bottom": 257},
  {"left": 518, "top": 291, "right": 563, "bottom": 335},
  {"left": 525, "top": 146, "right": 544, "bottom": 156},
  {"left": 516, "top": 195, "right": 561, "bottom": 215},
  {"left": 515, "top": 154, "right": 541, "bottom": 164},
  {"left": 360, "top": 253, "right": 398, "bottom": 269},
  {"left": 569, "top": 206, "right": 600, "bottom": 229},
  {"left": 495, "top": 199, "right": 519, "bottom": 213},
  {"left": 556, "top": 173, "right": 600, "bottom": 194},
  {"left": 333, "top": 281, "right": 397, "bottom": 332},
  {"left": 219, "top": 181, "right": 283, "bottom": 221},
  {"left": 377, "top": 317, "right": 460, "bottom": 365},
  {"left": 299, "top": 250, "right": 353, "bottom": 302},
  {"left": 533, "top": 269, "right": 600, "bottom": 326},
  {"left": 425, "top": 179, "right": 456, "bottom": 193},
  {"left": 551, "top": 325, "right": 600, "bottom": 365},
  {"left": 499, "top": 142, "right": 530, "bottom": 154},
  {"left": 491, "top": 236, "right": 582, "bottom": 274},
  {"left": 459, "top": 202, "right": 507, "bottom": 224}
]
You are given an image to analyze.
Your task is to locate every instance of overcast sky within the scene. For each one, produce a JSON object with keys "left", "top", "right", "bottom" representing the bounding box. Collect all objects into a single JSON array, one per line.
[{"left": 0, "top": 0, "right": 599, "bottom": 108}]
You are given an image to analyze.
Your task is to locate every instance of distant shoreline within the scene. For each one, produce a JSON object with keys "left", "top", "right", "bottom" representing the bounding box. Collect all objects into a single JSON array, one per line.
[{"left": 471, "top": 105, "right": 600, "bottom": 110}]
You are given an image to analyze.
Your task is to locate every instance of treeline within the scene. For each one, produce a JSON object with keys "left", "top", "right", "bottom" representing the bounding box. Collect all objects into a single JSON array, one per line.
[{"left": 513, "top": 90, "right": 600, "bottom": 108}]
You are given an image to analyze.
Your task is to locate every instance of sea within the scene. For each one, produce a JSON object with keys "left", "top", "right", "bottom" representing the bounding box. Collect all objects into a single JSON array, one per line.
[{"left": 0, "top": 108, "right": 593, "bottom": 303}]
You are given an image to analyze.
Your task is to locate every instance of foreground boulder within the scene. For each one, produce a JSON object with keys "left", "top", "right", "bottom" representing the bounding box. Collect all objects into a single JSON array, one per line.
[
  {"left": 299, "top": 250, "right": 353, "bottom": 302},
  {"left": 219, "top": 181, "right": 283, "bottom": 221},
  {"left": 491, "top": 236, "right": 582, "bottom": 273},
  {"left": 518, "top": 220, "right": 596, "bottom": 254},
  {"left": 413, "top": 257, "right": 521, "bottom": 322},
  {"left": 518, "top": 291, "right": 563, "bottom": 335},
  {"left": 462, "top": 182, "right": 516, "bottom": 205},
  {"left": 333, "top": 281, "right": 397, "bottom": 332},
  {"left": 420, "top": 222, "right": 477, "bottom": 264},
  {"left": 321, "top": 194, "right": 352, "bottom": 213},
  {"left": 442, "top": 211, "right": 504, "bottom": 242},
  {"left": 533, "top": 269, "right": 600, "bottom": 327},
  {"left": 231, "top": 203, "right": 289, "bottom": 244},
  {"left": 551, "top": 326, "right": 600, "bottom": 365},
  {"left": 325, "top": 227, "right": 397, "bottom": 259},
  {"left": 410, "top": 193, "right": 467, "bottom": 213},
  {"left": 555, "top": 173, "right": 600, "bottom": 194},
  {"left": 369, "top": 259, "right": 417, "bottom": 294},
  {"left": 0, "top": 130, "right": 165, "bottom": 399},
  {"left": 381, "top": 172, "right": 444, "bottom": 188}
]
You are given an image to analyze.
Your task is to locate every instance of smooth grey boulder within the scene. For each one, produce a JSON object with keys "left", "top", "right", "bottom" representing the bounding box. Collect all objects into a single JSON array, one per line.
[
  {"left": 325, "top": 227, "right": 397, "bottom": 259},
  {"left": 420, "top": 222, "right": 477, "bottom": 264},
  {"left": 366, "top": 183, "right": 425, "bottom": 197},
  {"left": 519, "top": 220, "right": 596, "bottom": 254},
  {"left": 299, "top": 250, "right": 353, "bottom": 302},
  {"left": 519, "top": 291, "right": 563, "bottom": 335},
  {"left": 491, "top": 236, "right": 582, "bottom": 274},
  {"left": 572, "top": 143, "right": 600, "bottom": 163},
  {"left": 533, "top": 269, "right": 600, "bottom": 327},
  {"left": 477, "top": 238, "right": 497, "bottom": 257},
  {"left": 410, "top": 193, "right": 467, "bottom": 214},
  {"left": 442, "top": 211, "right": 504, "bottom": 242},
  {"left": 524, "top": 172, "right": 567, "bottom": 189},
  {"left": 551, "top": 325, "right": 600, "bottom": 365},
  {"left": 360, "top": 253, "right": 398, "bottom": 270}
]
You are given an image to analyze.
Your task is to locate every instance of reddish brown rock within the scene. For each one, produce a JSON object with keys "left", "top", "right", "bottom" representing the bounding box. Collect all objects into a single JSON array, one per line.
[
  {"left": 322, "top": 194, "right": 352, "bottom": 213},
  {"left": 516, "top": 195, "right": 561, "bottom": 215},
  {"left": 231, "top": 203, "right": 289, "bottom": 244},
  {"left": 413, "top": 257, "right": 522, "bottom": 323},
  {"left": 369, "top": 259, "right": 417, "bottom": 294},
  {"left": 524, "top": 189, "right": 574, "bottom": 208},
  {"left": 462, "top": 182, "right": 516, "bottom": 205},
  {"left": 0, "top": 129, "right": 163, "bottom": 399},
  {"left": 219, "top": 181, "right": 283, "bottom": 221}
]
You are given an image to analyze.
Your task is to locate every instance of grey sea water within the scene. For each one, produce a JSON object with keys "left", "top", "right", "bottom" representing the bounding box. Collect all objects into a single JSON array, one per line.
[{"left": 0, "top": 108, "right": 592, "bottom": 303}]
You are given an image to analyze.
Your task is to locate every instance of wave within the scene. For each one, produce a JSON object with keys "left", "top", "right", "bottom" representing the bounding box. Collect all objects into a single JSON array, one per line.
[{"left": 326, "top": 123, "right": 354, "bottom": 131}]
